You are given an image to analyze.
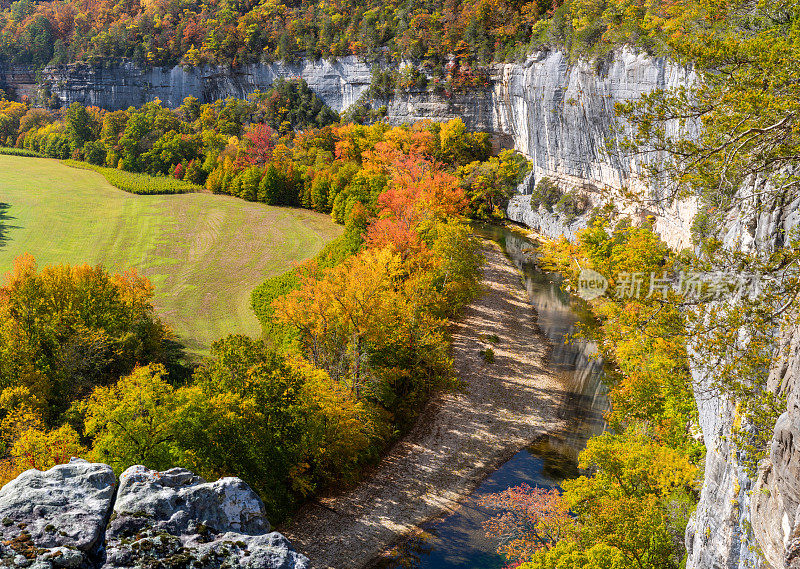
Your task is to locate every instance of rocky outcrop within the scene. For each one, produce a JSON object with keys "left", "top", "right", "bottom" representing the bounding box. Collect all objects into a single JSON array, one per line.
[
  {"left": 505, "top": 193, "right": 588, "bottom": 242},
  {"left": 0, "top": 459, "right": 308, "bottom": 569},
  {"left": 0, "top": 459, "right": 115, "bottom": 568}
]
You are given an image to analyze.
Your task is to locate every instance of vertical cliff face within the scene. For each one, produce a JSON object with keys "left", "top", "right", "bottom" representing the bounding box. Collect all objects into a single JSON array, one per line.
[
  {"left": 684, "top": 189, "right": 800, "bottom": 569},
  {"left": 745, "top": 191, "right": 800, "bottom": 569},
  {"left": 491, "top": 49, "right": 698, "bottom": 249},
  {"left": 0, "top": 62, "right": 38, "bottom": 100},
  {"left": 752, "top": 325, "right": 800, "bottom": 569},
  {"left": 385, "top": 49, "right": 698, "bottom": 247},
  {"left": 39, "top": 57, "right": 373, "bottom": 112}
]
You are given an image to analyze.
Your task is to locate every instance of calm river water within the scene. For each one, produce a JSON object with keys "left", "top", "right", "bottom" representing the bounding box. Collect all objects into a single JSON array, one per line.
[{"left": 372, "top": 225, "right": 609, "bottom": 569}]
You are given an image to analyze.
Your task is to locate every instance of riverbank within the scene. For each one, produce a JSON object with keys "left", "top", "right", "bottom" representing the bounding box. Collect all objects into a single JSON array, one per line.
[{"left": 282, "top": 240, "right": 570, "bottom": 568}]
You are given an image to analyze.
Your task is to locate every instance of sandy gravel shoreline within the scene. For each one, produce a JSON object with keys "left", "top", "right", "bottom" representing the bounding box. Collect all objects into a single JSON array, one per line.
[{"left": 282, "top": 241, "right": 570, "bottom": 568}]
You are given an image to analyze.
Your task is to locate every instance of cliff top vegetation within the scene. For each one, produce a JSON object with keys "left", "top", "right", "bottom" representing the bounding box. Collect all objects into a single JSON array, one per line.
[{"left": 0, "top": 0, "right": 743, "bottom": 73}]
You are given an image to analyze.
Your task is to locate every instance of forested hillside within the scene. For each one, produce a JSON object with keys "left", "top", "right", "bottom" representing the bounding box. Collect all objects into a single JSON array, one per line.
[{"left": 0, "top": 0, "right": 722, "bottom": 73}]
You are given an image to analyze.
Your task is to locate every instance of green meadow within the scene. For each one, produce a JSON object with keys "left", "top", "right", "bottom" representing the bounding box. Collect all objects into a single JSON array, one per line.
[{"left": 0, "top": 155, "right": 342, "bottom": 353}]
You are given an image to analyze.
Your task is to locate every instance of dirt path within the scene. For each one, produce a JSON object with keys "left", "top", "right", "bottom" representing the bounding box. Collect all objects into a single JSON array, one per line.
[{"left": 283, "top": 241, "right": 569, "bottom": 568}]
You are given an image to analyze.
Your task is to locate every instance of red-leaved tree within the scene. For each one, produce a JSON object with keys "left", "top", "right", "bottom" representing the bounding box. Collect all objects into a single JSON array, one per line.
[
  {"left": 241, "top": 123, "right": 277, "bottom": 165},
  {"left": 479, "top": 484, "right": 577, "bottom": 564}
]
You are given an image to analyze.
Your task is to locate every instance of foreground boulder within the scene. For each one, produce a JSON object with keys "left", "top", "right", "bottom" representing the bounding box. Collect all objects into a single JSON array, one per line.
[
  {"left": 0, "top": 458, "right": 115, "bottom": 568},
  {"left": 0, "top": 460, "right": 308, "bottom": 569},
  {"left": 105, "top": 465, "right": 308, "bottom": 569}
]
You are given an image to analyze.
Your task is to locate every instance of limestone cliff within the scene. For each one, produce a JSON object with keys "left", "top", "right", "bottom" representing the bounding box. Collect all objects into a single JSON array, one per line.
[
  {"left": 752, "top": 326, "right": 800, "bottom": 569},
  {"left": 683, "top": 188, "right": 800, "bottom": 569},
  {"left": 27, "top": 58, "right": 373, "bottom": 113}
]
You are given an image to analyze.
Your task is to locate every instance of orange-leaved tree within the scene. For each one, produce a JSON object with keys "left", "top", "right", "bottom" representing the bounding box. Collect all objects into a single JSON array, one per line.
[{"left": 480, "top": 483, "right": 577, "bottom": 561}]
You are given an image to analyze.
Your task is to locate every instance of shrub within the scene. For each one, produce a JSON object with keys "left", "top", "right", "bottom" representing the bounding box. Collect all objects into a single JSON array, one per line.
[
  {"left": 0, "top": 147, "right": 43, "bottom": 157},
  {"left": 482, "top": 333, "right": 500, "bottom": 344},
  {"left": 556, "top": 190, "right": 591, "bottom": 222},
  {"left": 63, "top": 160, "right": 201, "bottom": 194},
  {"left": 530, "top": 177, "right": 563, "bottom": 212},
  {"left": 530, "top": 177, "right": 591, "bottom": 221}
]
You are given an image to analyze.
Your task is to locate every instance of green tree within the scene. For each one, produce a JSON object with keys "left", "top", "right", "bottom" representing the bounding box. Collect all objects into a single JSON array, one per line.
[
  {"left": 64, "top": 102, "right": 94, "bottom": 152},
  {"left": 175, "top": 335, "right": 371, "bottom": 519},
  {"left": 561, "top": 431, "right": 698, "bottom": 569},
  {"left": 19, "top": 15, "right": 53, "bottom": 65},
  {"left": 459, "top": 149, "right": 531, "bottom": 220},
  {"left": 80, "top": 364, "right": 180, "bottom": 472}
]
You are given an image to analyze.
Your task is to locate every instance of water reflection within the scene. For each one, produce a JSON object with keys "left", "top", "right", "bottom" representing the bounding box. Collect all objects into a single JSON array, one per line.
[{"left": 372, "top": 225, "right": 608, "bottom": 569}]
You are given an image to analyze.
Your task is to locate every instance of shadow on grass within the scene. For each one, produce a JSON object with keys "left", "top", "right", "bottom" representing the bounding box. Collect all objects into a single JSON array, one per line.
[{"left": 0, "top": 203, "right": 20, "bottom": 249}]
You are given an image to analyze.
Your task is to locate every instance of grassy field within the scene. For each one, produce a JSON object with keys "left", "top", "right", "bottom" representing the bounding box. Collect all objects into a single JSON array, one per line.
[{"left": 0, "top": 155, "right": 343, "bottom": 353}]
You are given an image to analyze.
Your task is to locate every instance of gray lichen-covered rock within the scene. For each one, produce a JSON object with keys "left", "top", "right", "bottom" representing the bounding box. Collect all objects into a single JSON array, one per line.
[
  {"left": 0, "top": 458, "right": 115, "bottom": 568},
  {"left": 751, "top": 326, "right": 800, "bottom": 569},
  {"left": 0, "top": 460, "right": 307, "bottom": 569},
  {"left": 111, "top": 465, "right": 269, "bottom": 535},
  {"left": 104, "top": 465, "right": 308, "bottom": 569}
]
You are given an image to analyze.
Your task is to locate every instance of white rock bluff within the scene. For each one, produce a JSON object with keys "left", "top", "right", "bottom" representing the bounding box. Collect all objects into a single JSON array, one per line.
[
  {"left": 28, "top": 58, "right": 373, "bottom": 116},
  {"left": 0, "top": 459, "right": 308, "bottom": 569}
]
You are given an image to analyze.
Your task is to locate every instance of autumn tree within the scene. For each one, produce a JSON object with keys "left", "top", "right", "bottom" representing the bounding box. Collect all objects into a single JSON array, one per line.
[
  {"left": 567, "top": 432, "right": 696, "bottom": 564},
  {"left": 488, "top": 431, "right": 697, "bottom": 569},
  {"left": 175, "top": 335, "right": 374, "bottom": 519},
  {"left": 479, "top": 484, "right": 577, "bottom": 561},
  {"left": 459, "top": 149, "right": 531, "bottom": 220},
  {"left": 0, "top": 419, "right": 86, "bottom": 486},
  {"left": 79, "top": 363, "right": 181, "bottom": 472},
  {"left": 273, "top": 247, "right": 405, "bottom": 397},
  {"left": 241, "top": 122, "right": 276, "bottom": 165},
  {"left": 0, "top": 254, "right": 175, "bottom": 424},
  {"left": 364, "top": 149, "right": 465, "bottom": 259}
]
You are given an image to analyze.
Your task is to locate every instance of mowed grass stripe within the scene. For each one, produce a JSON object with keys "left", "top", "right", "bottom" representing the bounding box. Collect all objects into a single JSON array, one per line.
[{"left": 0, "top": 156, "right": 343, "bottom": 353}]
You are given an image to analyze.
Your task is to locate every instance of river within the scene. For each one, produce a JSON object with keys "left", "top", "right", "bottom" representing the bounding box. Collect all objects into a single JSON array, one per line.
[{"left": 371, "top": 225, "right": 609, "bottom": 569}]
